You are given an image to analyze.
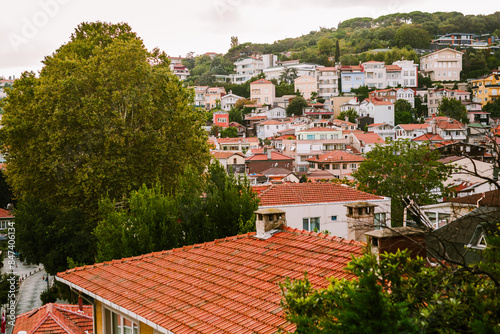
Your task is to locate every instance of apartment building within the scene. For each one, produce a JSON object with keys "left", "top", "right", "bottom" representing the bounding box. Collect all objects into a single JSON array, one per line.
[
  {"left": 369, "top": 88, "right": 415, "bottom": 108},
  {"left": 471, "top": 73, "right": 500, "bottom": 106},
  {"left": 420, "top": 48, "right": 463, "bottom": 82},
  {"left": 294, "top": 75, "right": 317, "bottom": 99},
  {"left": 230, "top": 54, "right": 278, "bottom": 83},
  {"left": 427, "top": 88, "right": 470, "bottom": 115},
  {"left": 316, "top": 67, "right": 340, "bottom": 99},
  {"left": 340, "top": 65, "right": 364, "bottom": 93},
  {"left": 362, "top": 61, "right": 386, "bottom": 89},
  {"left": 250, "top": 79, "right": 275, "bottom": 105}
]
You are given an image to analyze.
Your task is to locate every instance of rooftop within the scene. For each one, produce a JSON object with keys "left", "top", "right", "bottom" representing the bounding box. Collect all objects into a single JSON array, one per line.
[
  {"left": 259, "top": 182, "right": 383, "bottom": 207},
  {"left": 57, "top": 228, "right": 364, "bottom": 334}
]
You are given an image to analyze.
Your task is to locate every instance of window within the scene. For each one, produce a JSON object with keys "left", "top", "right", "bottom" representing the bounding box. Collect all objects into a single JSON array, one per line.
[
  {"left": 331, "top": 216, "right": 338, "bottom": 221},
  {"left": 104, "top": 308, "right": 139, "bottom": 334},
  {"left": 0, "top": 220, "right": 7, "bottom": 230},
  {"left": 303, "top": 217, "right": 320, "bottom": 231},
  {"left": 374, "top": 213, "right": 386, "bottom": 230}
]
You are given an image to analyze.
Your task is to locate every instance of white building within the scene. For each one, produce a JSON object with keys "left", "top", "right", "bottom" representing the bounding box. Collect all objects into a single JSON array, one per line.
[
  {"left": 393, "top": 60, "right": 418, "bottom": 87},
  {"left": 263, "top": 63, "right": 324, "bottom": 81},
  {"left": 362, "top": 61, "right": 386, "bottom": 89},
  {"left": 230, "top": 54, "right": 278, "bottom": 83},
  {"left": 221, "top": 92, "right": 245, "bottom": 111},
  {"left": 359, "top": 99, "right": 395, "bottom": 126},
  {"left": 420, "top": 48, "right": 463, "bottom": 82},
  {"left": 316, "top": 67, "right": 340, "bottom": 99}
]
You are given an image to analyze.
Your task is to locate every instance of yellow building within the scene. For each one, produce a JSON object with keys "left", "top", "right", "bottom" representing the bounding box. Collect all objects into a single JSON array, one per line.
[{"left": 471, "top": 74, "right": 500, "bottom": 106}]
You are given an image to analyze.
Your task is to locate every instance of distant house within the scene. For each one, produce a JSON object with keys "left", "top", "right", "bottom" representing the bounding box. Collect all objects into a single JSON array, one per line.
[
  {"left": 211, "top": 151, "right": 247, "bottom": 174},
  {"left": 258, "top": 182, "right": 391, "bottom": 240},
  {"left": 359, "top": 98, "right": 395, "bottom": 126},
  {"left": 221, "top": 92, "right": 244, "bottom": 111},
  {"left": 419, "top": 48, "right": 463, "bottom": 82},
  {"left": 306, "top": 150, "right": 365, "bottom": 179},
  {"left": 13, "top": 303, "right": 93, "bottom": 334},
  {"left": 394, "top": 124, "right": 430, "bottom": 140},
  {"left": 296, "top": 127, "right": 342, "bottom": 140},
  {"left": 245, "top": 150, "right": 294, "bottom": 174},
  {"left": 212, "top": 110, "right": 229, "bottom": 128},
  {"left": 57, "top": 216, "right": 364, "bottom": 334},
  {"left": 316, "top": 67, "right": 340, "bottom": 99},
  {"left": 340, "top": 65, "right": 364, "bottom": 93},
  {"left": 471, "top": 73, "right": 500, "bottom": 106},
  {"left": 346, "top": 132, "right": 385, "bottom": 154},
  {"left": 250, "top": 79, "right": 275, "bottom": 106},
  {"left": 294, "top": 75, "right": 317, "bottom": 100},
  {"left": 0, "top": 208, "right": 13, "bottom": 231},
  {"left": 256, "top": 120, "right": 288, "bottom": 139},
  {"left": 369, "top": 88, "right": 415, "bottom": 108},
  {"left": 366, "top": 123, "right": 395, "bottom": 141}
]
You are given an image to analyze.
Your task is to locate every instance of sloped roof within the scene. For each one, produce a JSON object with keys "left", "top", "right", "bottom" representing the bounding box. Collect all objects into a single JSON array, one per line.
[
  {"left": 413, "top": 133, "right": 444, "bottom": 142},
  {"left": 398, "top": 124, "right": 429, "bottom": 130},
  {"left": 13, "top": 303, "right": 93, "bottom": 334},
  {"left": 259, "top": 183, "right": 383, "bottom": 207},
  {"left": 307, "top": 150, "right": 365, "bottom": 163},
  {"left": 352, "top": 133, "right": 385, "bottom": 145},
  {"left": 210, "top": 151, "right": 246, "bottom": 159},
  {"left": 251, "top": 79, "right": 273, "bottom": 85},
  {"left": 246, "top": 151, "right": 294, "bottom": 161},
  {"left": 385, "top": 65, "right": 402, "bottom": 71},
  {"left": 298, "top": 127, "right": 339, "bottom": 133},
  {"left": 0, "top": 208, "right": 13, "bottom": 218},
  {"left": 446, "top": 189, "right": 500, "bottom": 207},
  {"left": 57, "top": 228, "right": 364, "bottom": 334}
]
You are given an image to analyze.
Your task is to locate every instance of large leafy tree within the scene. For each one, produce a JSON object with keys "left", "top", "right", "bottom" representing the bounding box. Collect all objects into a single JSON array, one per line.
[
  {"left": 0, "top": 22, "right": 209, "bottom": 268},
  {"left": 352, "top": 139, "right": 454, "bottom": 224},
  {"left": 286, "top": 96, "right": 308, "bottom": 116},
  {"left": 394, "top": 24, "right": 431, "bottom": 49},
  {"left": 281, "top": 247, "right": 500, "bottom": 333},
  {"left": 0, "top": 22, "right": 209, "bottom": 214},
  {"left": 394, "top": 99, "right": 414, "bottom": 125},
  {"left": 337, "top": 108, "right": 359, "bottom": 123},
  {"left": 438, "top": 97, "right": 469, "bottom": 124}
]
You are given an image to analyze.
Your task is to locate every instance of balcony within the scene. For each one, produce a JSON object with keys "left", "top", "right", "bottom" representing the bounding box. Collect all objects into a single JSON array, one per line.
[{"left": 227, "top": 164, "right": 246, "bottom": 174}]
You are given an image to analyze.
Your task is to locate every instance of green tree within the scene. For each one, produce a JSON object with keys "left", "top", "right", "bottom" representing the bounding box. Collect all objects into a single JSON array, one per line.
[
  {"left": 0, "top": 22, "right": 209, "bottom": 270},
  {"left": 482, "top": 98, "right": 500, "bottom": 118},
  {"left": 286, "top": 96, "right": 308, "bottom": 116},
  {"left": 335, "top": 40, "right": 341, "bottom": 63},
  {"left": 220, "top": 126, "right": 238, "bottom": 138},
  {"left": 95, "top": 162, "right": 259, "bottom": 261},
  {"left": 0, "top": 22, "right": 210, "bottom": 214},
  {"left": 317, "top": 37, "right": 334, "bottom": 56},
  {"left": 394, "top": 99, "right": 414, "bottom": 125},
  {"left": 438, "top": 97, "right": 469, "bottom": 124},
  {"left": 280, "top": 67, "right": 299, "bottom": 84},
  {"left": 352, "top": 139, "right": 454, "bottom": 224},
  {"left": 281, "top": 248, "right": 500, "bottom": 333},
  {"left": 15, "top": 195, "right": 95, "bottom": 274},
  {"left": 394, "top": 24, "right": 431, "bottom": 49},
  {"left": 337, "top": 108, "right": 359, "bottom": 123}
]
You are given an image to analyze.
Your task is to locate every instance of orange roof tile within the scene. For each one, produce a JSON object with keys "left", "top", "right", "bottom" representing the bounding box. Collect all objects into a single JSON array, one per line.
[
  {"left": 385, "top": 65, "right": 402, "bottom": 71},
  {"left": 398, "top": 124, "right": 429, "bottom": 130},
  {"left": 0, "top": 208, "right": 13, "bottom": 218},
  {"left": 353, "top": 133, "right": 385, "bottom": 144},
  {"left": 211, "top": 151, "right": 246, "bottom": 159},
  {"left": 413, "top": 133, "right": 444, "bottom": 142},
  {"left": 13, "top": 303, "right": 93, "bottom": 334},
  {"left": 307, "top": 150, "right": 365, "bottom": 164},
  {"left": 246, "top": 151, "right": 294, "bottom": 161},
  {"left": 251, "top": 79, "right": 273, "bottom": 85},
  {"left": 259, "top": 183, "right": 383, "bottom": 207},
  {"left": 57, "top": 228, "right": 363, "bottom": 334}
]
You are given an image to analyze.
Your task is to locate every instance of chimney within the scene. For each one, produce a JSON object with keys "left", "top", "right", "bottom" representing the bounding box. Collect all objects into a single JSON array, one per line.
[
  {"left": 255, "top": 208, "right": 286, "bottom": 239},
  {"left": 267, "top": 148, "right": 272, "bottom": 160}
]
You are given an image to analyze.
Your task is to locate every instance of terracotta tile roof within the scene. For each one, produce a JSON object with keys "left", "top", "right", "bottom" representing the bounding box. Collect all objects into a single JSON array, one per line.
[
  {"left": 434, "top": 120, "right": 465, "bottom": 130},
  {"left": 367, "top": 123, "right": 388, "bottom": 127},
  {"left": 366, "top": 99, "right": 393, "bottom": 106},
  {"left": 352, "top": 133, "right": 385, "bottom": 145},
  {"left": 259, "top": 183, "right": 383, "bottom": 207},
  {"left": 13, "top": 303, "right": 93, "bottom": 334},
  {"left": 0, "top": 208, "right": 13, "bottom": 218},
  {"left": 385, "top": 65, "right": 402, "bottom": 71},
  {"left": 259, "top": 120, "right": 285, "bottom": 125},
  {"left": 398, "top": 124, "right": 429, "bottom": 130},
  {"left": 57, "top": 228, "right": 363, "bottom": 334},
  {"left": 307, "top": 150, "right": 365, "bottom": 164},
  {"left": 245, "top": 115, "right": 268, "bottom": 120},
  {"left": 251, "top": 79, "right": 273, "bottom": 85},
  {"left": 211, "top": 151, "right": 246, "bottom": 159},
  {"left": 413, "top": 133, "right": 444, "bottom": 142},
  {"left": 246, "top": 151, "right": 294, "bottom": 161}
]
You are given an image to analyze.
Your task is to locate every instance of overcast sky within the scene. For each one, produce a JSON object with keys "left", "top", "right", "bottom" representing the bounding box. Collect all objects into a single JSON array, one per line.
[{"left": 0, "top": 0, "right": 498, "bottom": 78}]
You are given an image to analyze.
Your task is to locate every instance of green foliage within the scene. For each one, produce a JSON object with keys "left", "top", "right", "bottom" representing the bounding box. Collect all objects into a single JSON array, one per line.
[
  {"left": 280, "top": 67, "right": 299, "bottom": 84},
  {"left": 350, "top": 85, "right": 372, "bottom": 102},
  {"left": 220, "top": 126, "right": 238, "bottom": 138},
  {"left": 286, "top": 96, "right": 308, "bottom": 116},
  {"left": 40, "top": 285, "right": 59, "bottom": 305},
  {"left": 317, "top": 37, "right": 334, "bottom": 56},
  {"left": 394, "top": 99, "right": 415, "bottom": 125},
  {"left": 281, "top": 248, "right": 500, "bottom": 333},
  {"left": 335, "top": 40, "right": 340, "bottom": 63},
  {"left": 15, "top": 195, "right": 95, "bottom": 274},
  {"left": 95, "top": 161, "right": 260, "bottom": 261},
  {"left": 337, "top": 108, "right": 359, "bottom": 123},
  {"left": 482, "top": 98, "right": 500, "bottom": 118},
  {"left": 438, "top": 97, "right": 469, "bottom": 124},
  {"left": 0, "top": 274, "right": 12, "bottom": 305},
  {"left": 394, "top": 24, "right": 431, "bottom": 49},
  {"left": 0, "top": 22, "right": 210, "bottom": 216},
  {"left": 352, "top": 139, "right": 454, "bottom": 225}
]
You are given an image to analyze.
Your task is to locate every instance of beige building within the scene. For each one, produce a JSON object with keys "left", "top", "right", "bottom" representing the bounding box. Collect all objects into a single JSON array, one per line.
[
  {"left": 294, "top": 75, "right": 317, "bottom": 100},
  {"left": 420, "top": 48, "right": 463, "bottom": 82},
  {"left": 250, "top": 78, "right": 276, "bottom": 105}
]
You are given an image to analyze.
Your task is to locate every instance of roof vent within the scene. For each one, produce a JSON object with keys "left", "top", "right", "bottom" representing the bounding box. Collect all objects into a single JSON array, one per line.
[{"left": 254, "top": 209, "right": 286, "bottom": 239}]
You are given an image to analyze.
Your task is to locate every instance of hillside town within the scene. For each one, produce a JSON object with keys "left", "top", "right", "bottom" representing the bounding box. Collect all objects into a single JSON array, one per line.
[{"left": 1, "top": 12, "right": 500, "bottom": 334}]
